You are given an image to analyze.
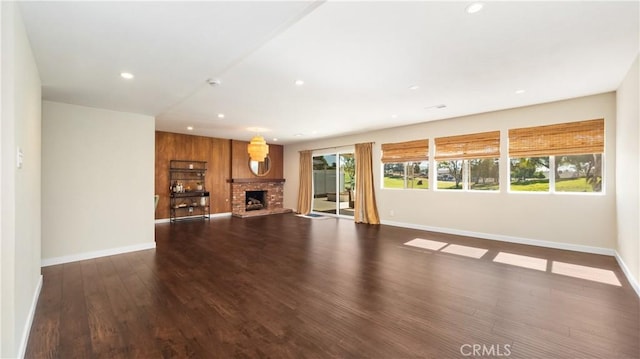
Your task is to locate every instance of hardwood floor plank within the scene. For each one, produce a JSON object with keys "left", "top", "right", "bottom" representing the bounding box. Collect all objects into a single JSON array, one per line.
[
  {"left": 105, "top": 256, "right": 206, "bottom": 358},
  {"left": 24, "top": 266, "right": 63, "bottom": 359},
  {"left": 26, "top": 214, "right": 639, "bottom": 358},
  {"left": 58, "top": 262, "right": 93, "bottom": 358},
  {"left": 80, "top": 259, "right": 128, "bottom": 359}
]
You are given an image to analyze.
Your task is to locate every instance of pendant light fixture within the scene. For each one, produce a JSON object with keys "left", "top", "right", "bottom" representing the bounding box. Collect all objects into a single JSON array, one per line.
[{"left": 248, "top": 135, "right": 269, "bottom": 162}]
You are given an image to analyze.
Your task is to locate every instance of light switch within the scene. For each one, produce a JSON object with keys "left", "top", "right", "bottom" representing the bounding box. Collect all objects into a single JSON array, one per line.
[{"left": 16, "top": 147, "right": 24, "bottom": 169}]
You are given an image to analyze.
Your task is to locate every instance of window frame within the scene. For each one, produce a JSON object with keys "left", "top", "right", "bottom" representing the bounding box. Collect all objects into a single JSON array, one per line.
[
  {"left": 508, "top": 119, "right": 605, "bottom": 195},
  {"left": 434, "top": 131, "right": 501, "bottom": 192},
  {"left": 382, "top": 161, "right": 429, "bottom": 190},
  {"left": 381, "top": 139, "right": 429, "bottom": 191},
  {"left": 435, "top": 158, "right": 500, "bottom": 192},
  {"left": 378, "top": 119, "right": 606, "bottom": 196}
]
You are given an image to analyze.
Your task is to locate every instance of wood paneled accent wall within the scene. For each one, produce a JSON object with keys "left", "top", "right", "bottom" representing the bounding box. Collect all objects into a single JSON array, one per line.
[
  {"left": 155, "top": 132, "right": 284, "bottom": 219},
  {"left": 155, "top": 132, "right": 231, "bottom": 219},
  {"left": 231, "top": 140, "right": 284, "bottom": 180}
]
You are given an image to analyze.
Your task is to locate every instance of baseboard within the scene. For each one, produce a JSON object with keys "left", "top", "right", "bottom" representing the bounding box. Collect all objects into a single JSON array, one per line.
[
  {"left": 614, "top": 251, "right": 640, "bottom": 297},
  {"left": 381, "top": 220, "right": 615, "bottom": 256},
  {"left": 41, "top": 242, "right": 156, "bottom": 267},
  {"left": 154, "top": 212, "right": 232, "bottom": 224},
  {"left": 18, "top": 274, "right": 43, "bottom": 359}
]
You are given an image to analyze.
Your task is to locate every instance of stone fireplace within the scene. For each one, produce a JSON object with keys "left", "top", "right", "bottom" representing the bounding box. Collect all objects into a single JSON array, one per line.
[{"left": 230, "top": 178, "right": 292, "bottom": 218}]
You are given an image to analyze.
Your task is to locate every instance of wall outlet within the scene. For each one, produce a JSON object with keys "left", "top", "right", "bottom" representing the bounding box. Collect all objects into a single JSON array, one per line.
[{"left": 389, "top": 209, "right": 395, "bottom": 217}]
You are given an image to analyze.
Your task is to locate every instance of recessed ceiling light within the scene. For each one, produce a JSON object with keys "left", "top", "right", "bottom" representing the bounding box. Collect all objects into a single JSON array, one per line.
[
  {"left": 515, "top": 89, "right": 526, "bottom": 94},
  {"left": 409, "top": 85, "right": 420, "bottom": 90},
  {"left": 466, "top": 2, "right": 484, "bottom": 14},
  {"left": 295, "top": 79, "right": 304, "bottom": 86},
  {"left": 272, "top": 138, "right": 278, "bottom": 142},
  {"left": 294, "top": 133, "right": 303, "bottom": 137},
  {"left": 217, "top": 113, "right": 225, "bottom": 118},
  {"left": 120, "top": 72, "right": 134, "bottom": 79},
  {"left": 187, "top": 126, "right": 193, "bottom": 131},
  {"left": 391, "top": 114, "right": 398, "bottom": 118}
]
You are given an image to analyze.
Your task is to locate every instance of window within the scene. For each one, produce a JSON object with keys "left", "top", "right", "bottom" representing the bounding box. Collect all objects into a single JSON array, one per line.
[
  {"left": 383, "top": 163, "right": 405, "bottom": 189},
  {"left": 406, "top": 161, "right": 429, "bottom": 189},
  {"left": 381, "top": 140, "right": 429, "bottom": 189},
  {"left": 555, "top": 154, "right": 602, "bottom": 192},
  {"left": 510, "top": 157, "right": 550, "bottom": 192},
  {"left": 435, "top": 131, "right": 500, "bottom": 191},
  {"left": 383, "top": 161, "right": 429, "bottom": 189},
  {"left": 509, "top": 119, "right": 604, "bottom": 193},
  {"left": 437, "top": 160, "right": 463, "bottom": 190},
  {"left": 469, "top": 158, "right": 500, "bottom": 190}
]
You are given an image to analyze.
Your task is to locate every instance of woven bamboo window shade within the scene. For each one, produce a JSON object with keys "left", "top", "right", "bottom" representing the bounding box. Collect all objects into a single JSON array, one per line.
[
  {"left": 434, "top": 131, "right": 500, "bottom": 160},
  {"left": 380, "top": 139, "right": 429, "bottom": 163},
  {"left": 509, "top": 119, "right": 604, "bottom": 157}
]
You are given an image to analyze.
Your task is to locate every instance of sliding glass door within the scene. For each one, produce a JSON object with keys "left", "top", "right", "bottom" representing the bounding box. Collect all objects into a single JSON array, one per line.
[{"left": 312, "top": 150, "right": 355, "bottom": 217}]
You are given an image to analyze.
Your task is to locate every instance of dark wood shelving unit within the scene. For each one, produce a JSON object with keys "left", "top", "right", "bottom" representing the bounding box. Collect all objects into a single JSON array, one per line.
[{"left": 169, "top": 160, "right": 210, "bottom": 222}]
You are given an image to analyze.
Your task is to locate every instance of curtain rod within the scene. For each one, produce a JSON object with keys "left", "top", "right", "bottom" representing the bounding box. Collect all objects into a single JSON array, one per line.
[{"left": 300, "top": 141, "right": 375, "bottom": 153}]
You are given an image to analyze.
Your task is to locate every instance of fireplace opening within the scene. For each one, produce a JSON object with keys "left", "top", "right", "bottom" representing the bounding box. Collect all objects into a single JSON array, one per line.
[{"left": 245, "top": 190, "right": 266, "bottom": 211}]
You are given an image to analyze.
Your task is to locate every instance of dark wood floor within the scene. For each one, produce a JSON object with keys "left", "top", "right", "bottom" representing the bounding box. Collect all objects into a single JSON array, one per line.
[{"left": 26, "top": 214, "right": 639, "bottom": 358}]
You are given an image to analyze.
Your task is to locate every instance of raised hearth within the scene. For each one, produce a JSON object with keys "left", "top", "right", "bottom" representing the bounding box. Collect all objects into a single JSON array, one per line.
[{"left": 230, "top": 178, "right": 292, "bottom": 218}]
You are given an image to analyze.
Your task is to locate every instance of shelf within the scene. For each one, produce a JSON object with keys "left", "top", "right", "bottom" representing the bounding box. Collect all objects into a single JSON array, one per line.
[
  {"left": 170, "top": 214, "right": 209, "bottom": 222},
  {"left": 170, "top": 160, "right": 207, "bottom": 164},
  {"left": 228, "top": 178, "right": 286, "bottom": 183},
  {"left": 170, "top": 160, "right": 207, "bottom": 172},
  {"left": 169, "top": 159, "right": 210, "bottom": 222},
  {"left": 169, "top": 168, "right": 207, "bottom": 173},
  {"left": 170, "top": 191, "right": 209, "bottom": 198}
]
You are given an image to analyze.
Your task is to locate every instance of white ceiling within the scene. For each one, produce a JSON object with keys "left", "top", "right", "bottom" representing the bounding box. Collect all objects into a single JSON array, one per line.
[{"left": 19, "top": 1, "right": 639, "bottom": 144}]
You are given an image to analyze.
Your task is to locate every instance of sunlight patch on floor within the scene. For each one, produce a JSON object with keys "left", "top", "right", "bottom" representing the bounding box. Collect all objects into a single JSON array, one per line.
[
  {"left": 404, "top": 238, "right": 625, "bottom": 288},
  {"left": 493, "top": 252, "right": 547, "bottom": 271},
  {"left": 552, "top": 261, "right": 621, "bottom": 286},
  {"left": 404, "top": 238, "right": 448, "bottom": 251},
  {"left": 441, "top": 244, "right": 488, "bottom": 259}
]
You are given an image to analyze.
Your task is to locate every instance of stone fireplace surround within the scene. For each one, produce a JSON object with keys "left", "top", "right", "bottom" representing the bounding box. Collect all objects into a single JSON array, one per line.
[{"left": 230, "top": 178, "right": 292, "bottom": 218}]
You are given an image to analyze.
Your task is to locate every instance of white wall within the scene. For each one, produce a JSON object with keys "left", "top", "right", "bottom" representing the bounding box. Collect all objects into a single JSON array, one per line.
[
  {"left": 42, "top": 101, "right": 155, "bottom": 264},
  {"left": 1, "top": 2, "right": 42, "bottom": 357},
  {"left": 284, "top": 93, "right": 617, "bottom": 252},
  {"left": 616, "top": 56, "right": 639, "bottom": 288}
]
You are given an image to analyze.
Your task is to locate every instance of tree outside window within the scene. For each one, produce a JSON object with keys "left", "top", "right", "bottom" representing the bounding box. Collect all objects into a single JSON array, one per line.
[{"left": 470, "top": 158, "right": 499, "bottom": 190}]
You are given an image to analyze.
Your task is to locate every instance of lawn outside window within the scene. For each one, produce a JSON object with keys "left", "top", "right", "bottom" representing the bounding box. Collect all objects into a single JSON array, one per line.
[
  {"left": 510, "top": 157, "right": 550, "bottom": 192},
  {"left": 383, "top": 161, "right": 428, "bottom": 189}
]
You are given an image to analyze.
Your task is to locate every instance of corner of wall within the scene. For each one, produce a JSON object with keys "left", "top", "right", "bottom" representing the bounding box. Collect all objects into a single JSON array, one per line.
[
  {"left": 1, "top": 1, "right": 43, "bottom": 357},
  {"left": 615, "top": 54, "right": 640, "bottom": 294}
]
